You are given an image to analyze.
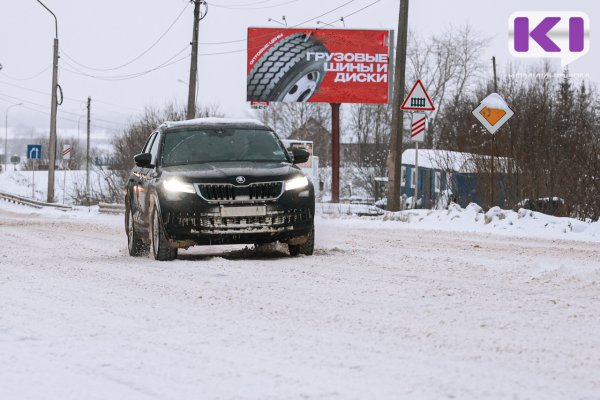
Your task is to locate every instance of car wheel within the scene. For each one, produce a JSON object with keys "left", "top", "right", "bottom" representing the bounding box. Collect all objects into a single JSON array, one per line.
[
  {"left": 126, "top": 206, "right": 146, "bottom": 256},
  {"left": 151, "top": 206, "right": 178, "bottom": 261},
  {"left": 247, "top": 33, "right": 329, "bottom": 102},
  {"left": 288, "top": 228, "right": 314, "bottom": 256}
]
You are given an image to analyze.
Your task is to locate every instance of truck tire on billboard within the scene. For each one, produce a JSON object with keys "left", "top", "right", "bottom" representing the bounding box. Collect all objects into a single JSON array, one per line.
[
  {"left": 247, "top": 28, "right": 392, "bottom": 104},
  {"left": 248, "top": 33, "right": 329, "bottom": 102}
]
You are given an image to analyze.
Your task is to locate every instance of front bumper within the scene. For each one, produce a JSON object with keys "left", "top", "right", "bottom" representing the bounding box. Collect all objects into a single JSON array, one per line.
[{"left": 158, "top": 187, "right": 314, "bottom": 246}]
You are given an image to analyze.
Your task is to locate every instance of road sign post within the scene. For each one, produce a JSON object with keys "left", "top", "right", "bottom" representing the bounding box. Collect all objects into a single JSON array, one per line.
[
  {"left": 402, "top": 81, "right": 434, "bottom": 209},
  {"left": 27, "top": 144, "right": 42, "bottom": 199},
  {"left": 62, "top": 144, "right": 71, "bottom": 204},
  {"left": 410, "top": 113, "right": 426, "bottom": 208},
  {"left": 472, "top": 93, "right": 514, "bottom": 207}
]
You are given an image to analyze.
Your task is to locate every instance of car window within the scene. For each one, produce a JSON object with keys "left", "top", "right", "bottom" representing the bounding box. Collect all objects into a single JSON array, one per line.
[
  {"left": 162, "top": 128, "right": 289, "bottom": 166},
  {"left": 142, "top": 132, "right": 157, "bottom": 154},
  {"left": 149, "top": 132, "right": 161, "bottom": 166}
]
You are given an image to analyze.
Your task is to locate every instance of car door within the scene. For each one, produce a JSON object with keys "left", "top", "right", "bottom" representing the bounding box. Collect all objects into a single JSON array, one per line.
[
  {"left": 130, "top": 132, "right": 156, "bottom": 226},
  {"left": 139, "top": 131, "right": 161, "bottom": 226},
  {"left": 128, "top": 134, "right": 151, "bottom": 215}
]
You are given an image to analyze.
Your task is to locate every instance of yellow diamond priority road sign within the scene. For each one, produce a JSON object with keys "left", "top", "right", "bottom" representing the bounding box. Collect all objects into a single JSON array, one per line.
[{"left": 472, "top": 93, "right": 514, "bottom": 134}]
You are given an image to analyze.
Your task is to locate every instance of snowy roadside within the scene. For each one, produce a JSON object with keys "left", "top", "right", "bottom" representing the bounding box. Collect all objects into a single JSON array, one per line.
[
  {"left": 0, "top": 169, "right": 113, "bottom": 204},
  {"left": 318, "top": 202, "right": 600, "bottom": 243}
]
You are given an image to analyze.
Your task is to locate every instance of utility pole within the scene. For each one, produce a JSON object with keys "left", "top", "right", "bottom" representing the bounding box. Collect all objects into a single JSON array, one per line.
[
  {"left": 36, "top": 0, "right": 59, "bottom": 203},
  {"left": 86, "top": 96, "right": 91, "bottom": 204},
  {"left": 47, "top": 35, "right": 59, "bottom": 203},
  {"left": 386, "top": 0, "right": 410, "bottom": 211},
  {"left": 187, "top": 0, "right": 202, "bottom": 120}
]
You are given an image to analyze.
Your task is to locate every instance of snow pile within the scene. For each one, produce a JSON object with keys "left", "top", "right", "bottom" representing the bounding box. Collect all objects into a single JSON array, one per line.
[{"left": 382, "top": 202, "right": 600, "bottom": 241}]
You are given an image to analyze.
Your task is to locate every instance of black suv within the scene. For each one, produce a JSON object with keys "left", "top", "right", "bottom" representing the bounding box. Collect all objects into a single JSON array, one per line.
[{"left": 125, "top": 118, "right": 315, "bottom": 261}]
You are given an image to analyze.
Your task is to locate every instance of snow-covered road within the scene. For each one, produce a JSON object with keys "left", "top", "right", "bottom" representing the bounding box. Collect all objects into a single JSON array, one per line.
[{"left": 1, "top": 203, "right": 599, "bottom": 399}]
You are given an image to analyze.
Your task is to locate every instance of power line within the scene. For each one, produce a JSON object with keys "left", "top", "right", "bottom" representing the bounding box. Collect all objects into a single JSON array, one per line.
[
  {"left": 0, "top": 80, "right": 142, "bottom": 115},
  {"left": 0, "top": 65, "right": 52, "bottom": 81},
  {"left": 210, "top": 0, "right": 281, "bottom": 7},
  {"left": 193, "top": 0, "right": 380, "bottom": 56},
  {"left": 198, "top": 0, "right": 358, "bottom": 45},
  {"left": 0, "top": 96, "right": 120, "bottom": 132},
  {"left": 323, "top": 0, "right": 382, "bottom": 25},
  {"left": 60, "top": 46, "right": 190, "bottom": 81},
  {"left": 210, "top": 0, "right": 301, "bottom": 10},
  {"left": 0, "top": 92, "right": 127, "bottom": 127},
  {"left": 61, "top": 2, "right": 190, "bottom": 72}
]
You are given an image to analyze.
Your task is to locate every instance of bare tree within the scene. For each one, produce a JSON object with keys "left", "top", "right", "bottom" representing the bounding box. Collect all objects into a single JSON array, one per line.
[
  {"left": 256, "top": 102, "right": 330, "bottom": 138},
  {"left": 346, "top": 104, "right": 392, "bottom": 201},
  {"left": 407, "top": 24, "right": 488, "bottom": 147}
]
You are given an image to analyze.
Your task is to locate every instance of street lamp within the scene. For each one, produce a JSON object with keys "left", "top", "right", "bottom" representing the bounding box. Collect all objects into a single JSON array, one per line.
[
  {"left": 4, "top": 103, "right": 23, "bottom": 173},
  {"left": 35, "top": 0, "right": 59, "bottom": 203}
]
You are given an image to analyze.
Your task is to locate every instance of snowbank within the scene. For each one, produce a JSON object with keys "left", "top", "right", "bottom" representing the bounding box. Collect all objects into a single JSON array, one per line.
[
  {"left": 381, "top": 202, "right": 600, "bottom": 242},
  {"left": 0, "top": 169, "right": 114, "bottom": 204}
]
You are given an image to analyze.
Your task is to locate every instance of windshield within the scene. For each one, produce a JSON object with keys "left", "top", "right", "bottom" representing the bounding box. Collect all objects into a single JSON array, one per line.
[{"left": 161, "top": 128, "right": 289, "bottom": 166}]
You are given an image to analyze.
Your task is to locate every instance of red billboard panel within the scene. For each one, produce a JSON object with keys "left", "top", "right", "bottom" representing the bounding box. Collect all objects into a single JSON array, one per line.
[{"left": 247, "top": 28, "right": 392, "bottom": 104}]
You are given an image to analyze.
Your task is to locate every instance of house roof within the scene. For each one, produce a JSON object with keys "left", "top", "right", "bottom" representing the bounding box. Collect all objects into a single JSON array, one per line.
[
  {"left": 402, "top": 149, "right": 513, "bottom": 173},
  {"left": 402, "top": 149, "right": 471, "bottom": 172}
]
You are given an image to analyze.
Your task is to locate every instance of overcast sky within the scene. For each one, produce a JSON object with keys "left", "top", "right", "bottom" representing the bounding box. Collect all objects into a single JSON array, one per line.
[{"left": 1, "top": 0, "right": 598, "bottom": 145}]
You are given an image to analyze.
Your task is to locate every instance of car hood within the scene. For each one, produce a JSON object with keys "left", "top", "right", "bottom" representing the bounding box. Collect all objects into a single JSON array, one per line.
[{"left": 160, "top": 161, "right": 303, "bottom": 184}]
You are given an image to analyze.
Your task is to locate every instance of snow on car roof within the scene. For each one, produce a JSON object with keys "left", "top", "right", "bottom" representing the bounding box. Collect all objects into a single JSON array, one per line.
[{"left": 162, "top": 117, "right": 267, "bottom": 129}]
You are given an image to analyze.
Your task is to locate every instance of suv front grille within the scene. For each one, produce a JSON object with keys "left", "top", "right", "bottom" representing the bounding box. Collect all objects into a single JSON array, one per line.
[
  {"left": 201, "top": 184, "right": 236, "bottom": 201},
  {"left": 248, "top": 182, "right": 283, "bottom": 200},
  {"left": 197, "top": 182, "right": 283, "bottom": 202}
]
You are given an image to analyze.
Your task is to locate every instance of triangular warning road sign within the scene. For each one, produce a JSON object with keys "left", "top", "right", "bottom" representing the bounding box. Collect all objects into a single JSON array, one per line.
[{"left": 401, "top": 80, "right": 435, "bottom": 111}]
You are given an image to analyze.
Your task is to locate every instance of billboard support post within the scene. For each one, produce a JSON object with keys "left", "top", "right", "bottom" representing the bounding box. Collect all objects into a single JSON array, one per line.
[{"left": 331, "top": 102, "right": 340, "bottom": 203}]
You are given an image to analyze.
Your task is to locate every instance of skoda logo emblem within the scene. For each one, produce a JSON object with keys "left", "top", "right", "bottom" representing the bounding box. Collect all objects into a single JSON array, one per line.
[{"left": 235, "top": 176, "right": 246, "bottom": 184}]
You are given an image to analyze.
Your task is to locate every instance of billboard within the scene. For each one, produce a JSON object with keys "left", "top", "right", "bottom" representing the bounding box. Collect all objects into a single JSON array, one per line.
[{"left": 247, "top": 28, "right": 392, "bottom": 104}]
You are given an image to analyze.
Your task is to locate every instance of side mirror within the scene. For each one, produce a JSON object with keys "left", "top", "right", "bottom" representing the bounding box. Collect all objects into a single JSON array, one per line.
[
  {"left": 133, "top": 153, "right": 153, "bottom": 168},
  {"left": 290, "top": 148, "right": 310, "bottom": 165}
]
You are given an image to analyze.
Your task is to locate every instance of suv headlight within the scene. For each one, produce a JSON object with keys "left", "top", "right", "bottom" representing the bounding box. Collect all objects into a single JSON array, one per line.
[
  {"left": 285, "top": 176, "right": 309, "bottom": 191},
  {"left": 163, "top": 179, "right": 195, "bottom": 194}
]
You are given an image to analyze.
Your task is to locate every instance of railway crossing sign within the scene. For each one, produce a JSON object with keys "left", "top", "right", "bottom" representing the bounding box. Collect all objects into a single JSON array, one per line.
[
  {"left": 410, "top": 113, "right": 427, "bottom": 142},
  {"left": 472, "top": 93, "right": 514, "bottom": 134},
  {"left": 27, "top": 144, "right": 42, "bottom": 160},
  {"left": 401, "top": 80, "right": 435, "bottom": 111},
  {"left": 62, "top": 144, "right": 72, "bottom": 160}
]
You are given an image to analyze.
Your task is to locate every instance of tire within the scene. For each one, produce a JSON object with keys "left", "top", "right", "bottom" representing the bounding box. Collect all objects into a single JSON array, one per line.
[
  {"left": 126, "top": 205, "right": 147, "bottom": 257},
  {"left": 151, "top": 206, "right": 178, "bottom": 261},
  {"left": 288, "top": 228, "right": 314, "bottom": 256},
  {"left": 247, "top": 33, "right": 329, "bottom": 102}
]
